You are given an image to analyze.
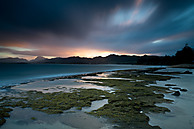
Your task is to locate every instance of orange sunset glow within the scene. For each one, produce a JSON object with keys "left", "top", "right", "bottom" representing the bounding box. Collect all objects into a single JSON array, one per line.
[{"left": 0, "top": 0, "right": 194, "bottom": 59}]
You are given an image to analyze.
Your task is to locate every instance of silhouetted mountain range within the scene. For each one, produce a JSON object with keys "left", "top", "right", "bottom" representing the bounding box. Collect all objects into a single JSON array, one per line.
[
  {"left": 0, "top": 57, "right": 28, "bottom": 63},
  {"left": 30, "top": 56, "right": 47, "bottom": 62},
  {"left": 29, "top": 55, "right": 139, "bottom": 64},
  {"left": 0, "top": 45, "right": 194, "bottom": 65}
]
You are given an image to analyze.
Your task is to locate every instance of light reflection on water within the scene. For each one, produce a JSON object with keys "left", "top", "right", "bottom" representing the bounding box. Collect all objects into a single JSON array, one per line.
[
  {"left": 1, "top": 108, "right": 113, "bottom": 129},
  {"left": 82, "top": 99, "right": 109, "bottom": 112},
  {"left": 12, "top": 79, "right": 114, "bottom": 93}
]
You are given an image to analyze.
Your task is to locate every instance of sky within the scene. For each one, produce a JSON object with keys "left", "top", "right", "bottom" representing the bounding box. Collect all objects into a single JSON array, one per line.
[{"left": 0, "top": 0, "right": 194, "bottom": 60}]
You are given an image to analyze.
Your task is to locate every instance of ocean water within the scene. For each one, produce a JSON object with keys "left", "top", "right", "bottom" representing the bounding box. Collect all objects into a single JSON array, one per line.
[{"left": 0, "top": 64, "right": 161, "bottom": 87}]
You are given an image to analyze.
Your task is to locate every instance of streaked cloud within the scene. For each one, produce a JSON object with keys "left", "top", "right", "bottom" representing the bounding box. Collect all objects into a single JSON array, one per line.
[
  {"left": 152, "top": 39, "right": 164, "bottom": 44},
  {"left": 0, "top": 46, "right": 36, "bottom": 51},
  {"left": 0, "top": 0, "right": 194, "bottom": 59},
  {"left": 110, "top": 0, "right": 157, "bottom": 27}
]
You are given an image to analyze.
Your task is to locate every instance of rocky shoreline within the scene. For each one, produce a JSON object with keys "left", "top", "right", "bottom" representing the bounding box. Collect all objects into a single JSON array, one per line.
[{"left": 0, "top": 67, "right": 192, "bottom": 128}]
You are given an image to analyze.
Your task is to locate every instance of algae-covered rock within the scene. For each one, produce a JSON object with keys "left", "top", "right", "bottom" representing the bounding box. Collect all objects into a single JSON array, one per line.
[
  {"left": 183, "top": 71, "right": 192, "bottom": 74},
  {"left": 0, "top": 117, "right": 6, "bottom": 126},
  {"left": 31, "top": 117, "right": 37, "bottom": 120},
  {"left": 172, "top": 91, "right": 180, "bottom": 96},
  {"left": 172, "top": 87, "right": 181, "bottom": 90},
  {"left": 180, "top": 88, "right": 188, "bottom": 92},
  {"left": 165, "top": 84, "right": 177, "bottom": 86},
  {"left": 0, "top": 107, "right": 13, "bottom": 126}
]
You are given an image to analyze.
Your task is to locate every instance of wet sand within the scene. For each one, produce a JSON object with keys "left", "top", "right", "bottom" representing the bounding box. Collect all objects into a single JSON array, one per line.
[{"left": 147, "top": 68, "right": 194, "bottom": 129}]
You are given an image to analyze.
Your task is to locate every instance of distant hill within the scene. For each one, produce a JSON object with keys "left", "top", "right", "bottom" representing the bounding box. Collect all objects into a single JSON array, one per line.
[
  {"left": 29, "top": 55, "right": 139, "bottom": 64},
  {"left": 0, "top": 45, "right": 193, "bottom": 65},
  {"left": 30, "top": 56, "right": 48, "bottom": 63},
  {"left": 0, "top": 57, "right": 28, "bottom": 63}
]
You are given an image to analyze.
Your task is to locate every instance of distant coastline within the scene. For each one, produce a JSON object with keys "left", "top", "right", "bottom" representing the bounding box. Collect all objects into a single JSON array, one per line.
[{"left": 0, "top": 45, "right": 194, "bottom": 65}]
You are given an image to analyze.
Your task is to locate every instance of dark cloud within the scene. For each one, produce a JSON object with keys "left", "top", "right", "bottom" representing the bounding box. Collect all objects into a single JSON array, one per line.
[
  {"left": 0, "top": 0, "right": 134, "bottom": 41},
  {"left": 0, "top": 0, "right": 194, "bottom": 58}
]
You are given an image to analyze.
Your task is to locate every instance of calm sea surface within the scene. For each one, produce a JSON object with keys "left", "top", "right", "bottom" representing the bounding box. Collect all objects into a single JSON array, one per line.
[{"left": 0, "top": 64, "right": 161, "bottom": 87}]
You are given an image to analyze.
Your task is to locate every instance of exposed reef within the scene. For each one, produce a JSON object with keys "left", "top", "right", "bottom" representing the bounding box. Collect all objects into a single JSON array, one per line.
[
  {"left": 84, "top": 68, "right": 175, "bottom": 128},
  {"left": 0, "top": 68, "right": 191, "bottom": 128},
  {"left": 0, "top": 107, "right": 13, "bottom": 125}
]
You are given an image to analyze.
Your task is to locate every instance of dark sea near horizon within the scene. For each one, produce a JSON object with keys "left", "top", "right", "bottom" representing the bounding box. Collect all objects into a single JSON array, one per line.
[{"left": 0, "top": 64, "right": 163, "bottom": 87}]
